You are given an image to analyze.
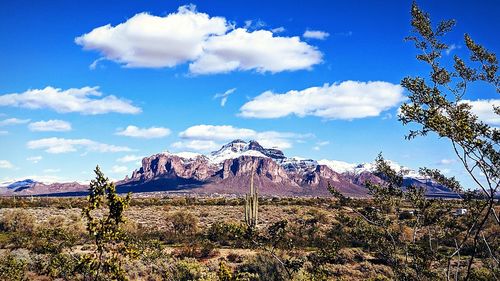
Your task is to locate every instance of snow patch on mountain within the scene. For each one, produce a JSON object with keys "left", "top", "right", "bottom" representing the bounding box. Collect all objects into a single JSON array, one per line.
[{"left": 318, "top": 159, "right": 357, "bottom": 173}]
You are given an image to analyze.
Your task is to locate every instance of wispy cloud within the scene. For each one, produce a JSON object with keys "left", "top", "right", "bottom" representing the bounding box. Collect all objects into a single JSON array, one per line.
[
  {"left": 116, "top": 125, "right": 171, "bottom": 139},
  {"left": 111, "top": 165, "right": 129, "bottom": 174},
  {"left": 176, "top": 124, "right": 311, "bottom": 151},
  {"left": 313, "top": 140, "right": 330, "bottom": 151},
  {"left": 0, "top": 86, "right": 141, "bottom": 115},
  {"left": 271, "top": 27, "right": 286, "bottom": 33},
  {"left": 0, "top": 160, "right": 14, "bottom": 169},
  {"left": 172, "top": 140, "right": 220, "bottom": 151},
  {"left": 438, "top": 158, "right": 456, "bottom": 165},
  {"left": 116, "top": 154, "right": 144, "bottom": 163},
  {"left": 303, "top": 30, "right": 330, "bottom": 40},
  {"left": 29, "top": 120, "right": 72, "bottom": 132},
  {"left": 0, "top": 118, "right": 30, "bottom": 126},
  {"left": 27, "top": 137, "right": 132, "bottom": 154},
  {"left": 27, "top": 156, "right": 42, "bottom": 163},
  {"left": 213, "top": 88, "right": 236, "bottom": 106},
  {"left": 445, "top": 44, "right": 460, "bottom": 55}
]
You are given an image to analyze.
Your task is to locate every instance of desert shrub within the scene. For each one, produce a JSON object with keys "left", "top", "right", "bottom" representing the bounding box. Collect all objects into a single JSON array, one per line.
[
  {"left": 0, "top": 252, "right": 28, "bottom": 281},
  {"left": 227, "top": 252, "right": 244, "bottom": 263},
  {"left": 32, "top": 215, "right": 83, "bottom": 254},
  {"left": 32, "top": 252, "right": 78, "bottom": 280},
  {"left": 174, "top": 240, "right": 219, "bottom": 259},
  {"left": 0, "top": 209, "right": 35, "bottom": 233},
  {"left": 336, "top": 248, "right": 366, "bottom": 263},
  {"left": 217, "top": 261, "right": 233, "bottom": 281},
  {"left": 166, "top": 258, "right": 215, "bottom": 281},
  {"left": 237, "top": 253, "right": 291, "bottom": 281},
  {"left": 468, "top": 267, "right": 496, "bottom": 281},
  {"left": 207, "top": 221, "right": 246, "bottom": 247},
  {"left": 168, "top": 210, "right": 199, "bottom": 241},
  {"left": 0, "top": 209, "right": 36, "bottom": 248}
]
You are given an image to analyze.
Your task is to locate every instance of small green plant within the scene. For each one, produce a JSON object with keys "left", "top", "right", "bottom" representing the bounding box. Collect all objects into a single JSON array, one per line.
[
  {"left": 79, "top": 165, "right": 135, "bottom": 281},
  {"left": 0, "top": 253, "right": 28, "bottom": 281}
]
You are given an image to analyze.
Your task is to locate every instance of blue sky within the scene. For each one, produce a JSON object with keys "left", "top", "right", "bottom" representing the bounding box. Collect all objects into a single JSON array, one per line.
[{"left": 0, "top": 0, "right": 498, "bottom": 186}]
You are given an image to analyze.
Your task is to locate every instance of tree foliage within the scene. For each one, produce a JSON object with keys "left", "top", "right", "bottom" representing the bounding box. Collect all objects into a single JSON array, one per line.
[
  {"left": 79, "top": 165, "right": 135, "bottom": 281},
  {"left": 330, "top": 2, "right": 499, "bottom": 280}
]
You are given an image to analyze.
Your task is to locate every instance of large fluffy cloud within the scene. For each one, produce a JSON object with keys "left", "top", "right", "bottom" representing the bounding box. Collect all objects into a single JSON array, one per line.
[
  {"left": 28, "top": 120, "right": 72, "bottom": 132},
  {"left": 239, "top": 81, "right": 405, "bottom": 119},
  {"left": 75, "top": 5, "right": 321, "bottom": 74},
  {"left": 76, "top": 5, "right": 227, "bottom": 68},
  {"left": 116, "top": 125, "right": 171, "bottom": 139},
  {"left": 176, "top": 124, "right": 310, "bottom": 151},
  {"left": 189, "top": 28, "right": 322, "bottom": 74},
  {"left": 27, "top": 137, "right": 132, "bottom": 154},
  {"left": 462, "top": 99, "right": 500, "bottom": 126},
  {"left": 0, "top": 86, "right": 141, "bottom": 115}
]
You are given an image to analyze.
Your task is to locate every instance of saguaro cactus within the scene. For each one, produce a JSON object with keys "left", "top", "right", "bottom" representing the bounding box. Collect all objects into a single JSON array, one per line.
[{"left": 244, "top": 163, "right": 258, "bottom": 230}]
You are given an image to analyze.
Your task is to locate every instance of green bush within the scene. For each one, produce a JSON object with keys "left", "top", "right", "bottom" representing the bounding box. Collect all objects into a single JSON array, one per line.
[
  {"left": 207, "top": 221, "right": 246, "bottom": 247},
  {"left": 0, "top": 253, "right": 28, "bottom": 281}
]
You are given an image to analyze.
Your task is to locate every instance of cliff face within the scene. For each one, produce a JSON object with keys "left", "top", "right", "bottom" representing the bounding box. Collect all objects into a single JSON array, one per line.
[{"left": 131, "top": 153, "right": 218, "bottom": 182}]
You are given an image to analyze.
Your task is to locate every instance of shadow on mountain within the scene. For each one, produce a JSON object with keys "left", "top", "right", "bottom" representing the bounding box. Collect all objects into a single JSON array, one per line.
[{"left": 117, "top": 177, "right": 206, "bottom": 193}]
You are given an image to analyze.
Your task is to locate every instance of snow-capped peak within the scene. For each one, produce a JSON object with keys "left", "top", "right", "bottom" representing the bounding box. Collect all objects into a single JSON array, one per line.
[
  {"left": 174, "top": 152, "right": 203, "bottom": 160},
  {"left": 209, "top": 144, "right": 268, "bottom": 164},
  {"left": 317, "top": 159, "right": 357, "bottom": 174},
  {"left": 319, "top": 158, "right": 422, "bottom": 179}
]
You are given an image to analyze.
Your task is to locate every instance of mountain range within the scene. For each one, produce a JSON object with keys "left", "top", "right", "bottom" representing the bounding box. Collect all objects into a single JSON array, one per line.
[{"left": 0, "top": 139, "right": 459, "bottom": 198}]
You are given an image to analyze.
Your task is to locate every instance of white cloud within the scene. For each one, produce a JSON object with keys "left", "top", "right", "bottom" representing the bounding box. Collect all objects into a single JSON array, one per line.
[
  {"left": 189, "top": 28, "right": 322, "bottom": 74},
  {"left": 29, "top": 120, "right": 72, "bottom": 132},
  {"left": 271, "top": 27, "right": 286, "bottom": 33},
  {"left": 303, "top": 30, "right": 330, "bottom": 40},
  {"left": 0, "top": 160, "right": 14, "bottom": 169},
  {"left": 117, "top": 154, "right": 143, "bottom": 163},
  {"left": 0, "top": 86, "right": 141, "bottom": 115},
  {"left": 214, "top": 88, "right": 236, "bottom": 106},
  {"left": 172, "top": 140, "right": 220, "bottom": 151},
  {"left": 178, "top": 124, "right": 310, "bottom": 151},
  {"left": 0, "top": 118, "right": 30, "bottom": 126},
  {"left": 1, "top": 175, "right": 65, "bottom": 184},
  {"left": 27, "top": 156, "right": 42, "bottom": 163},
  {"left": 239, "top": 81, "right": 405, "bottom": 120},
  {"left": 180, "top": 125, "right": 257, "bottom": 141},
  {"left": 76, "top": 5, "right": 227, "bottom": 68},
  {"left": 439, "top": 158, "right": 456, "bottom": 165},
  {"left": 445, "top": 44, "right": 460, "bottom": 55},
  {"left": 313, "top": 140, "right": 330, "bottom": 151},
  {"left": 462, "top": 99, "right": 500, "bottom": 126},
  {"left": 116, "top": 125, "right": 171, "bottom": 139},
  {"left": 111, "top": 165, "right": 129, "bottom": 174},
  {"left": 76, "top": 5, "right": 321, "bottom": 74},
  {"left": 27, "top": 137, "right": 132, "bottom": 154},
  {"left": 0, "top": 131, "right": 7, "bottom": 135}
]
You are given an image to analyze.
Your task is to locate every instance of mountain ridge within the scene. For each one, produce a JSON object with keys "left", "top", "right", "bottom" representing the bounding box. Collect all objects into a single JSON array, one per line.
[{"left": 1, "top": 140, "right": 460, "bottom": 198}]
